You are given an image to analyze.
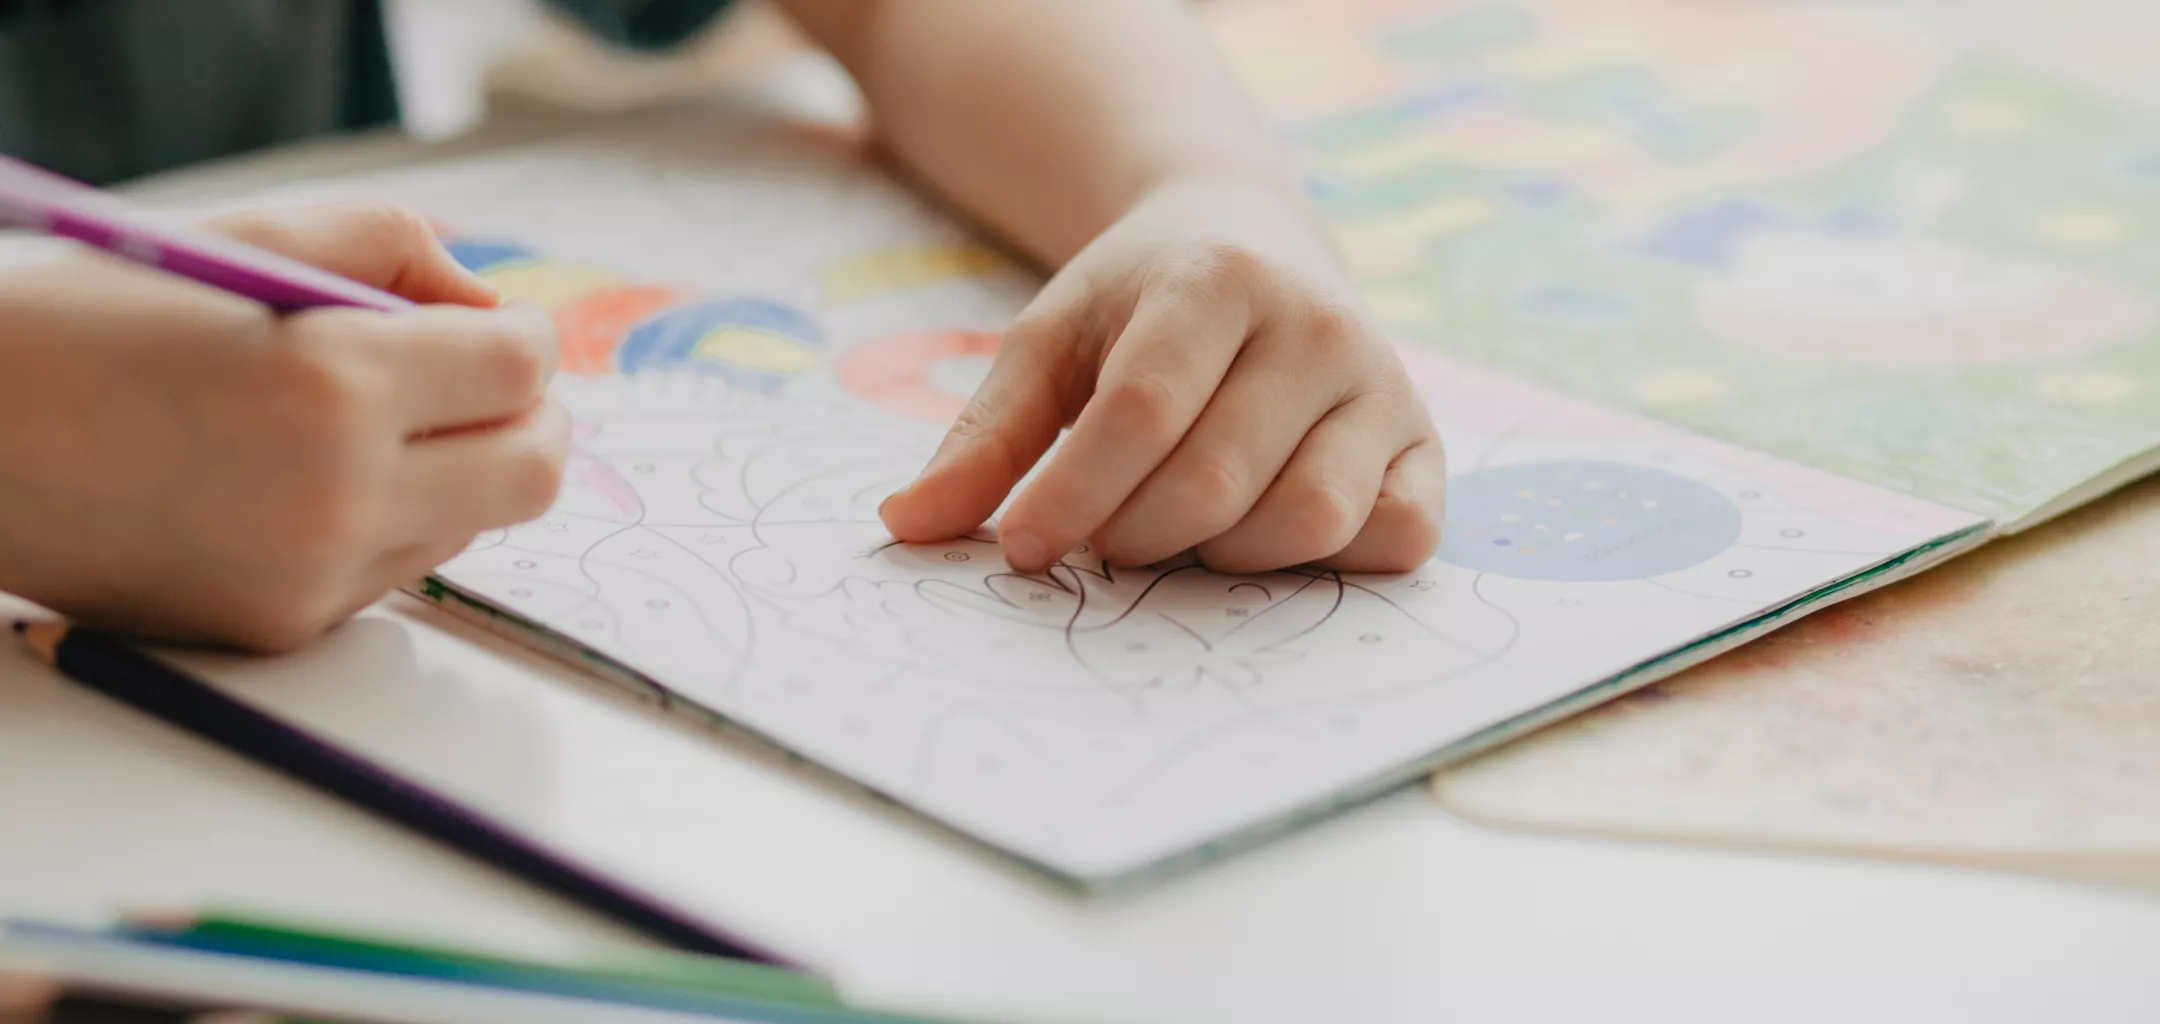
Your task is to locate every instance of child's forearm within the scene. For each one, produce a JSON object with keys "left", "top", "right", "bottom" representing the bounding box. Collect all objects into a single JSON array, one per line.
[{"left": 779, "top": 0, "right": 1310, "bottom": 268}]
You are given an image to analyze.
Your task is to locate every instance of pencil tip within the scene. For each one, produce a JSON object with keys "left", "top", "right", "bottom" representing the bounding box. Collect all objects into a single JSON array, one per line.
[{"left": 14, "top": 620, "right": 62, "bottom": 664}]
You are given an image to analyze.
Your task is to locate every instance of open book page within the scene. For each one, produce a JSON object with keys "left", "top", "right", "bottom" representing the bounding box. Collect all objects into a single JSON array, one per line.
[
  {"left": 1213, "top": 0, "right": 2160, "bottom": 530},
  {"left": 1434, "top": 475, "right": 2160, "bottom": 894},
  {"left": 239, "top": 109, "right": 1980, "bottom": 882}
]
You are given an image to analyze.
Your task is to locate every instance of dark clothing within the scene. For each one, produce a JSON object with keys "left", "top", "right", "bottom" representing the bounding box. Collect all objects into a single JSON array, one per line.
[{"left": 0, "top": 0, "right": 730, "bottom": 184}]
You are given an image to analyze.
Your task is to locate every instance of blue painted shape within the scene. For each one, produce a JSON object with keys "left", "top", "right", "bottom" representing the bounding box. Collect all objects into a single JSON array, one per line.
[
  {"left": 442, "top": 239, "right": 540, "bottom": 274},
  {"left": 1437, "top": 460, "right": 1742, "bottom": 582},
  {"left": 616, "top": 297, "right": 824, "bottom": 392},
  {"left": 1625, "top": 198, "right": 1787, "bottom": 267},
  {"left": 1501, "top": 177, "right": 1570, "bottom": 208},
  {"left": 1511, "top": 284, "right": 1638, "bottom": 328}
]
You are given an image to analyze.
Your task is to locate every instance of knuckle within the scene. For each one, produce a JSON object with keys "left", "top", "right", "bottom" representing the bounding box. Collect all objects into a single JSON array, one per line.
[
  {"left": 1183, "top": 242, "right": 1271, "bottom": 290},
  {"left": 945, "top": 396, "right": 996, "bottom": 444},
  {"left": 940, "top": 399, "right": 1026, "bottom": 481},
  {"left": 1103, "top": 373, "right": 1183, "bottom": 443},
  {"left": 340, "top": 200, "right": 434, "bottom": 247},
  {"left": 481, "top": 319, "right": 554, "bottom": 399},
  {"left": 1300, "top": 301, "right": 1364, "bottom": 358},
  {"left": 1141, "top": 245, "right": 1247, "bottom": 306},
  {"left": 1183, "top": 451, "right": 1251, "bottom": 526},
  {"left": 1287, "top": 480, "right": 1368, "bottom": 556}
]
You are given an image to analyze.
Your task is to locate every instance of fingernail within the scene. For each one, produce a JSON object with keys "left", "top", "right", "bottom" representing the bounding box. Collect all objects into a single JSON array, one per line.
[{"left": 1004, "top": 529, "right": 1049, "bottom": 571}]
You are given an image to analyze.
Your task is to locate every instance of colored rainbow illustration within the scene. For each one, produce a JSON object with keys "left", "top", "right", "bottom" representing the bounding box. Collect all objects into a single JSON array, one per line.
[{"left": 439, "top": 238, "right": 825, "bottom": 388}]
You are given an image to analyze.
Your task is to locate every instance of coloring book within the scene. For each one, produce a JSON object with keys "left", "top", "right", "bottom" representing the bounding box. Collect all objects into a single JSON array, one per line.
[{"left": 245, "top": 93, "right": 1985, "bottom": 884}]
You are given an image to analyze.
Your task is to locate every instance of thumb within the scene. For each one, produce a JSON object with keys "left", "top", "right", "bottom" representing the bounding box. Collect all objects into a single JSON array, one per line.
[
  {"left": 879, "top": 328, "right": 1078, "bottom": 546},
  {"left": 204, "top": 201, "right": 501, "bottom": 308}
]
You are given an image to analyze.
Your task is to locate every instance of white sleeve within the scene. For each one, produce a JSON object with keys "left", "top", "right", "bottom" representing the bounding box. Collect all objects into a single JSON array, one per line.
[{"left": 381, "top": 0, "right": 544, "bottom": 141}]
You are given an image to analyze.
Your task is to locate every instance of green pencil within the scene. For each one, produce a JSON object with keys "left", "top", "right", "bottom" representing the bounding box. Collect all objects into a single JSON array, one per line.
[{"left": 126, "top": 907, "right": 841, "bottom": 1010}]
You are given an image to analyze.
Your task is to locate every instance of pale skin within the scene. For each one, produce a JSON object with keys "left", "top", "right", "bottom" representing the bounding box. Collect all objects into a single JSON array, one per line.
[
  {"left": 790, "top": 0, "right": 1447, "bottom": 574},
  {"left": 0, "top": 204, "right": 569, "bottom": 652},
  {"left": 0, "top": 0, "right": 1444, "bottom": 651}
]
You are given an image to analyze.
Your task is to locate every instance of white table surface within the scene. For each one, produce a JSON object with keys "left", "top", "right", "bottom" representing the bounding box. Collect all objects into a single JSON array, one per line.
[{"left": 5, "top": 108, "right": 2160, "bottom": 1024}]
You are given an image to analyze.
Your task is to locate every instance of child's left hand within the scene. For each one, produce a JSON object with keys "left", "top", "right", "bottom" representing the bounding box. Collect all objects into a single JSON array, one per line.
[{"left": 879, "top": 175, "right": 1447, "bottom": 575}]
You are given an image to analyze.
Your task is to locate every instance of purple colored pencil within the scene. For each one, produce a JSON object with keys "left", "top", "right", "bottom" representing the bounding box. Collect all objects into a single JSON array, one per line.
[{"left": 0, "top": 154, "right": 411, "bottom": 313}]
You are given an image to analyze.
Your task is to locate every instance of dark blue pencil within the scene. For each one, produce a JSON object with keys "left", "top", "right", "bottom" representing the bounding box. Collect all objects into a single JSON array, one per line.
[{"left": 12, "top": 621, "right": 790, "bottom": 968}]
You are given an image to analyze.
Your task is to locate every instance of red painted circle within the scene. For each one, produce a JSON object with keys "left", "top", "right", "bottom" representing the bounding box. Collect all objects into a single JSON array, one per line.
[{"left": 837, "top": 331, "right": 1003, "bottom": 422}]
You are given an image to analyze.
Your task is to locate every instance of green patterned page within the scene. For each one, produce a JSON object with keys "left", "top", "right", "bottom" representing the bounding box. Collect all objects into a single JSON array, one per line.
[{"left": 1215, "top": 0, "right": 2160, "bottom": 528}]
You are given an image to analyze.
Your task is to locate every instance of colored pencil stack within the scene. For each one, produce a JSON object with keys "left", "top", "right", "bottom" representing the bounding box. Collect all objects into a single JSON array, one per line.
[{"left": 0, "top": 912, "right": 967, "bottom": 1024}]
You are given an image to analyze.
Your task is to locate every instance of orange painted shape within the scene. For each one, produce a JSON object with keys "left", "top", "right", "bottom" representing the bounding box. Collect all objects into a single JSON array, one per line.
[
  {"left": 836, "top": 331, "right": 1003, "bottom": 423},
  {"left": 554, "top": 285, "right": 689, "bottom": 375}
]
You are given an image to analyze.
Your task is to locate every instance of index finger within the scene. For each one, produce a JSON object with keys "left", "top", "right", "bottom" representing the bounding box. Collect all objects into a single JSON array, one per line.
[
  {"left": 998, "top": 278, "right": 1252, "bottom": 571},
  {"left": 206, "top": 201, "right": 500, "bottom": 309}
]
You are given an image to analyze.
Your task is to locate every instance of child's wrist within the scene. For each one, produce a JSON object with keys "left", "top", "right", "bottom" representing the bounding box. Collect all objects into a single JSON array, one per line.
[{"left": 1130, "top": 169, "right": 1356, "bottom": 291}]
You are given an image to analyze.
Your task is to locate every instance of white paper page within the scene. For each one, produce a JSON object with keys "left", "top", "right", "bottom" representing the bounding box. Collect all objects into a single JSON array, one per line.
[{"left": 268, "top": 108, "right": 1985, "bottom": 881}]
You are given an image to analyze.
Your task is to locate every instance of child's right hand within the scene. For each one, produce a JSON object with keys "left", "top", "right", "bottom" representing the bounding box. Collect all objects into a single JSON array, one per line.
[{"left": 0, "top": 202, "right": 569, "bottom": 652}]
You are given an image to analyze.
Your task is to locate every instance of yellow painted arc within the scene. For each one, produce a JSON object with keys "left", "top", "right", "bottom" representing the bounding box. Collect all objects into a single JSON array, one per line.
[
  {"left": 694, "top": 328, "right": 824, "bottom": 374},
  {"left": 482, "top": 263, "right": 623, "bottom": 308},
  {"left": 820, "top": 245, "right": 1012, "bottom": 306}
]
